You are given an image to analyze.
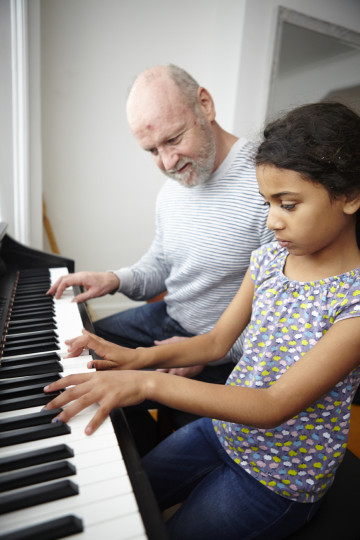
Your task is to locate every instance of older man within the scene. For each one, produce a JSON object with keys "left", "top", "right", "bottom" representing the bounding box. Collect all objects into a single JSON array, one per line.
[{"left": 48, "top": 64, "right": 273, "bottom": 452}]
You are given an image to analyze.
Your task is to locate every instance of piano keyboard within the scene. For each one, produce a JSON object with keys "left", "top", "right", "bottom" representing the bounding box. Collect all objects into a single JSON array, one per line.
[{"left": 0, "top": 268, "right": 148, "bottom": 539}]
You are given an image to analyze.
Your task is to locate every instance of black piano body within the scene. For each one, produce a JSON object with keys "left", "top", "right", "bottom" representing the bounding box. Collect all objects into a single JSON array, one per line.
[{"left": 0, "top": 223, "right": 168, "bottom": 539}]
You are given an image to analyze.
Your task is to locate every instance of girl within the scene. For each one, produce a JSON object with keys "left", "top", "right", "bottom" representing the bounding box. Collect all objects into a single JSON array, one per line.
[{"left": 44, "top": 102, "right": 360, "bottom": 539}]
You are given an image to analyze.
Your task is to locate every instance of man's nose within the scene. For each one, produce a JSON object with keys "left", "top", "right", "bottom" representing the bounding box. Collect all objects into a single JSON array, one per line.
[{"left": 158, "top": 148, "right": 179, "bottom": 171}]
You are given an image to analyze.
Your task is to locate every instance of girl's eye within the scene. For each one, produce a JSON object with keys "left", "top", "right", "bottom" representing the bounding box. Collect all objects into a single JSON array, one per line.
[{"left": 281, "top": 203, "right": 296, "bottom": 211}]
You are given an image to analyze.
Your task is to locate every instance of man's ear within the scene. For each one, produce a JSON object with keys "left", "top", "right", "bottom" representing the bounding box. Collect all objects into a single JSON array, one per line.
[
  {"left": 344, "top": 192, "right": 360, "bottom": 215},
  {"left": 197, "top": 87, "right": 216, "bottom": 122}
]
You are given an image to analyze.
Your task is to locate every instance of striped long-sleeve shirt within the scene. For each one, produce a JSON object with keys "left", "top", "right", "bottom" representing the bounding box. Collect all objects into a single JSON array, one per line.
[{"left": 115, "top": 138, "right": 273, "bottom": 343}]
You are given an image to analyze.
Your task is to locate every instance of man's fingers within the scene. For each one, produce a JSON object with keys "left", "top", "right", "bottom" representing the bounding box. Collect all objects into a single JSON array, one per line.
[
  {"left": 72, "top": 290, "right": 93, "bottom": 303},
  {"left": 51, "top": 278, "right": 73, "bottom": 299}
]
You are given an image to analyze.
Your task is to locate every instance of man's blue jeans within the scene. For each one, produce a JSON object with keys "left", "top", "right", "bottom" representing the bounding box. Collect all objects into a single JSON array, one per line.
[
  {"left": 93, "top": 300, "right": 195, "bottom": 347},
  {"left": 143, "top": 417, "right": 322, "bottom": 540}
]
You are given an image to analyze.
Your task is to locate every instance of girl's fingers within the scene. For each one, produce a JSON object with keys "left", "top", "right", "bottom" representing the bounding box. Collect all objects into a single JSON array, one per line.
[
  {"left": 44, "top": 373, "right": 91, "bottom": 392},
  {"left": 43, "top": 384, "right": 88, "bottom": 412},
  {"left": 46, "top": 391, "right": 113, "bottom": 436},
  {"left": 65, "top": 330, "right": 104, "bottom": 356},
  {"left": 86, "top": 359, "right": 117, "bottom": 370},
  {"left": 84, "top": 401, "right": 113, "bottom": 435},
  {"left": 43, "top": 370, "right": 145, "bottom": 436},
  {"left": 65, "top": 334, "right": 90, "bottom": 357},
  {"left": 81, "top": 330, "right": 109, "bottom": 350},
  {"left": 43, "top": 373, "right": 93, "bottom": 411},
  {"left": 49, "top": 393, "right": 94, "bottom": 424}
]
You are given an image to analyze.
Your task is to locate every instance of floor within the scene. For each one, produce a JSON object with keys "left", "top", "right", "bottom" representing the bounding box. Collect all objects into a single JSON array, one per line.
[{"left": 348, "top": 404, "right": 360, "bottom": 458}]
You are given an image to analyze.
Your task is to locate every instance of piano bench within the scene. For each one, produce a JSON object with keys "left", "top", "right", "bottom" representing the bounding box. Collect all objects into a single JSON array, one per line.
[{"left": 286, "top": 448, "right": 360, "bottom": 540}]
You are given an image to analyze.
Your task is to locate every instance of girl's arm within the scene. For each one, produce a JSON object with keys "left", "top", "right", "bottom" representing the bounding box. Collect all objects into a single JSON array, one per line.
[
  {"left": 44, "top": 315, "right": 360, "bottom": 435},
  {"left": 149, "top": 315, "right": 360, "bottom": 426},
  {"left": 69, "top": 268, "right": 255, "bottom": 371}
]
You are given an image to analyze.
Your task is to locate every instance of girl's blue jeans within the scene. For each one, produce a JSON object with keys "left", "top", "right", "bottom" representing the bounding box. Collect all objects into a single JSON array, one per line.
[{"left": 142, "top": 417, "right": 322, "bottom": 540}]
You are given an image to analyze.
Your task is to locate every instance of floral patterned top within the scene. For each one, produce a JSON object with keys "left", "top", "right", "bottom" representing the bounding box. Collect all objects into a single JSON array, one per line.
[{"left": 213, "top": 241, "right": 360, "bottom": 503}]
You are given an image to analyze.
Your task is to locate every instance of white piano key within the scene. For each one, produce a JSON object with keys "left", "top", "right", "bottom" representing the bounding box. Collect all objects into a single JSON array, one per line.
[
  {"left": 68, "top": 516, "right": 147, "bottom": 540},
  {"left": 1, "top": 485, "right": 146, "bottom": 538},
  {"left": 0, "top": 267, "right": 152, "bottom": 539}
]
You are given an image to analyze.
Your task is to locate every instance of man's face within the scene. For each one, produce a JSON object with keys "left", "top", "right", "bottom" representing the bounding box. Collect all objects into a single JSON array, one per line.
[{"left": 128, "top": 85, "right": 216, "bottom": 187}]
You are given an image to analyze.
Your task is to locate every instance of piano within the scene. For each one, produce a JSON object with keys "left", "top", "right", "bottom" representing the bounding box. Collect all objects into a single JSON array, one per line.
[{"left": 0, "top": 223, "right": 168, "bottom": 539}]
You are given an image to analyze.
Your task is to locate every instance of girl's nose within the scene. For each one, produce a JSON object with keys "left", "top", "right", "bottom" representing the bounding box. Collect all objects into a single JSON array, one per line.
[{"left": 266, "top": 207, "right": 284, "bottom": 231}]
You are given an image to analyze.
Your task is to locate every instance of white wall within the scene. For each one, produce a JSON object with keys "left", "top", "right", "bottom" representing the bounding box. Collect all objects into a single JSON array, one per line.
[
  {"left": 0, "top": 0, "right": 15, "bottom": 234},
  {"left": 233, "top": 0, "right": 360, "bottom": 138},
  {"left": 1, "top": 0, "right": 42, "bottom": 246},
  {"left": 4, "top": 0, "right": 360, "bottom": 320},
  {"left": 38, "top": 0, "right": 246, "bottom": 318},
  {"left": 271, "top": 51, "right": 360, "bottom": 118}
]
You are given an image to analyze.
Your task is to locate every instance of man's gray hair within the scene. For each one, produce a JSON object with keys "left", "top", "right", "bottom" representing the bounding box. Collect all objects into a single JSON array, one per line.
[{"left": 167, "top": 64, "right": 200, "bottom": 111}]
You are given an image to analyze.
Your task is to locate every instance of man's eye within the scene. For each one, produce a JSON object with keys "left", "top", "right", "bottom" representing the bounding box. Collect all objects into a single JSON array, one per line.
[
  {"left": 167, "top": 135, "right": 181, "bottom": 145},
  {"left": 281, "top": 203, "right": 296, "bottom": 210},
  {"left": 149, "top": 148, "right": 158, "bottom": 156}
]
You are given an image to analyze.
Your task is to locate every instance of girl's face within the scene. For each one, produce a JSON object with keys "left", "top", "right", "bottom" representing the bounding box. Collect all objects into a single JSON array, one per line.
[{"left": 256, "top": 164, "right": 355, "bottom": 259}]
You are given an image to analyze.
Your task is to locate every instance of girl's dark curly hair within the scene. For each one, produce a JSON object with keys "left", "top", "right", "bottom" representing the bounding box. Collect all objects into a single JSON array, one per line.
[{"left": 256, "top": 102, "right": 360, "bottom": 245}]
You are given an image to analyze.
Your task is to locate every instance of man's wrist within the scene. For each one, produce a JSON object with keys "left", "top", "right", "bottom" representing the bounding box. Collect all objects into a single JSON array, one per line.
[
  {"left": 107, "top": 271, "right": 120, "bottom": 294},
  {"left": 109, "top": 268, "right": 134, "bottom": 295}
]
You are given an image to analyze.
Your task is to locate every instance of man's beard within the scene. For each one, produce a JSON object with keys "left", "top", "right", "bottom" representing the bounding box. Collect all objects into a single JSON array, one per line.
[{"left": 164, "top": 119, "right": 216, "bottom": 188}]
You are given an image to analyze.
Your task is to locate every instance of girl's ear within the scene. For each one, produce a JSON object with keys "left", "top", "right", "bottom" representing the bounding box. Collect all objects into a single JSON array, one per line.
[{"left": 344, "top": 193, "right": 360, "bottom": 215}]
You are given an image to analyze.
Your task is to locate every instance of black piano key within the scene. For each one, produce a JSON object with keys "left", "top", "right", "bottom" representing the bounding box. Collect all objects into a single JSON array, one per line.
[
  {"left": 9, "top": 312, "right": 55, "bottom": 321},
  {"left": 14, "top": 282, "right": 49, "bottom": 288},
  {"left": 18, "top": 268, "right": 51, "bottom": 277},
  {"left": 0, "top": 408, "right": 62, "bottom": 432},
  {"left": 16, "top": 284, "right": 50, "bottom": 291},
  {"left": 4, "top": 331, "right": 59, "bottom": 345},
  {"left": 0, "top": 514, "right": 84, "bottom": 540},
  {"left": 13, "top": 291, "right": 50, "bottom": 299},
  {"left": 12, "top": 296, "right": 53, "bottom": 306},
  {"left": 0, "top": 383, "right": 60, "bottom": 400},
  {"left": 7, "top": 322, "right": 57, "bottom": 334},
  {"left": 3, "top": 333, "right": 59, "bottom": 346},
  {"left": 15, "top": 280, "right": 50, "bottom": 288},
  {"left": 15, "top": 282, "right": 50, "bottom": 290},
  {"left": 1, "top": 352, "right": 61, "bottom": 365},
  {"left": 9, "top": 307, "right": 55, "bottom": 318},
  {"left": 15, "top": 286, "right": 50, "bottom": 293},
  {"left": 0, "top": 372, "right": 61, "bottom": 390},
  {"left": 0, "top": 479, "right": 79, "bottom": 514},
  {"left": 0, "top": 443, "right": 74, "bottom": 473},
  {"left": 0, "top": 360, "right": 63, "bottom": 378},
  {"left": 0, "top": 461, "right": 76, "bottom": 492},
  {"left": 8, "top": 312, "right": 53, "bottom": 320},
  {"left": 0, "top": 421, "right": 71, "bottom": 447},
  {"left": 0, "top": 391, "right": 61, "bottom": 412},
  {"left": 7, "top": 313, "right": 55, "bottom": 324},
  {"left": 2, "top": 341, "right": 60, "bottom": 356},
  {"left": 18, "top": 271, "right": 50, "bottom": 278},
  {"left": 10, "top": 304, "right": 54, "bottom": 315}
]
